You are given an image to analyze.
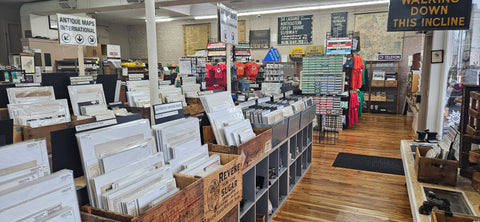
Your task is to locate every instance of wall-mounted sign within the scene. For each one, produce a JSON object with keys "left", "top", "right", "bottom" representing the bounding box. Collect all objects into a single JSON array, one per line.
[
  {"left": 306, "top": 45, "right": 324, "bottom": 57},
  {"left": 250, "top": 30, "right": 270, "bottom": 49},
  {"left": 387, "top": 0, "right": 472, "bottom": 31},
  {"left": 326, "top": 37, "right": 352, "bottom": 55},
  {"left": 57, "top": 13, "right": 97, "bottom": 46},
  {"left": 278, "top": 15, "right": 312, "bottom": 45},
  {"left": 331, "top": 12, "right": 348, "bottom": 37},
  {"left": 263, "top": 47, "right": 280, "bottom": 63},
  {"left": 289, "top": 47, "right": 305, "bottom": 62},
  {"left": 218, "top": 3, "right": 238, "bottom": 45},
  {"left": 377, "top": 54, "right": 402, "bottom": 61}
]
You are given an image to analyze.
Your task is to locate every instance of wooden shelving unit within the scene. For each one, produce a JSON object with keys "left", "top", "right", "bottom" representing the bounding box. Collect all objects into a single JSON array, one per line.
[
  {"left": 239, "top": 120, "right": 313, "bottom": 221},
  {"left": 366, "top": 60, "right": 401, "bottom": 114}
]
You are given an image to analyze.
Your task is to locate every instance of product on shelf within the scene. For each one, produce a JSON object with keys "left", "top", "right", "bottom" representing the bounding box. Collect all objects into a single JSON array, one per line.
[
  {"left": 6, "top": 86, "right": 55, "bottom": 104},
  {"left": 301, "top": 56, "right": 344, "bottom": 95},
  {"left": 8, "top": 99, "right": 71, "bottom": 127}
]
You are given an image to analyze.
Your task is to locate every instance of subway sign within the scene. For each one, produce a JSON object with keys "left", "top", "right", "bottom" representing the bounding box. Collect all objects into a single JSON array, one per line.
[{"left": 387, "top": 0, "right": 472, "bottom": 31}]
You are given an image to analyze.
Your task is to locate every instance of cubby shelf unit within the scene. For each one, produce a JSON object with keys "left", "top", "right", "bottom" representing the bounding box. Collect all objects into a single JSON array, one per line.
[{"left": 239, "top": 121, "right": 313, "bottom": 222}]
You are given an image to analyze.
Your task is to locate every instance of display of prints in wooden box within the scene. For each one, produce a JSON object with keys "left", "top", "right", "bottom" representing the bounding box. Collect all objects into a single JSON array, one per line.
[
  {"left": 16, "top": 117, "right": 95, "bottom": 154},
  {"left": 371, "top": 80, "right": 385, "bottom": 87},
  {"left": 81, "top": 176, "right": 204, "bottom": 222},
  {"left": 126, "top": 106, "right": 151, "bottom": 120},
  {"left": 414, "top": 147, "right": 458, "bottom": 186},
  {"left": 175, "top": 152, "right": 242, "bottom": 222},
  {"left": 206, "top": 126, "right": 273, "bottom": 170},
  {"left": 431, "top": 209, "right": 480, "bottom": 222},
  {"left": 385, "top": 80, "right": 397, "bottom": 87}
]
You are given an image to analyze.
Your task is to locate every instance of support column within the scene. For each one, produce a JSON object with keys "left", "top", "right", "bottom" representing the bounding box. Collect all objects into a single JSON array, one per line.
[
  {"left": 226, "top": 43, "right": 232, "bottom": 92},
  {"left": 145, "top": 0, "right": 159, "bottom": 124},
  {"left": 77, "top": 46, "right": 85, "bottom": 76}
]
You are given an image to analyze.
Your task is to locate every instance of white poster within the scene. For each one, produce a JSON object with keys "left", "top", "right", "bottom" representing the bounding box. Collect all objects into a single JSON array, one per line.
[
  {"left": 57, "top": 13, "right": 97, "bottom": 46},
  {"left": 218, "top": 3, "right": 238, "bottom": 45}
]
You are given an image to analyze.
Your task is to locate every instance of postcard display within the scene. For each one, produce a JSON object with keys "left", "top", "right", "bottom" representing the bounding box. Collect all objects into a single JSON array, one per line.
[
  {"left": 7, "top": 86, "right": 71, "bottom": 128},
  {"left": 0, "top": 139, "right": 81, "bottom": 221}
]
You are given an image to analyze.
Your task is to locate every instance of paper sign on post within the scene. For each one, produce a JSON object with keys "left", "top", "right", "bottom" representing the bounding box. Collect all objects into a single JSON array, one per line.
[
  {"left": 57, "top": 13, "right": 97, "bottom": 46},
  {"left": 218, "top": 3, "right": 238, "bottom": 45}
]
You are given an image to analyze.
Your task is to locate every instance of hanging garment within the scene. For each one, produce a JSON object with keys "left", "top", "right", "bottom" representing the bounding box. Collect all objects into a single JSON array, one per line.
[
  {"left": 348, "top": 91, "right": 359, "bottom": 127},
  {"left": 205, "top": 64, "right": 215, "bottom": 79},
  {"left": 351, "top": 55, "right": 365, "bottom": 89},
  {"left": 234, "top": 62, "right": 246, "bottom": 80},
  {"left": 214, "top": 64, "right": 227, "bottom": 88},
  {"left": 357, "top": 91, "right": 364, "bottom": 118},
  {"left": 245, "top": 62, "right": 260, "bottom": 81}
]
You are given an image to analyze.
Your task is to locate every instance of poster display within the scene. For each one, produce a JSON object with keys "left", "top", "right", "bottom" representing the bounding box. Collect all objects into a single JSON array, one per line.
[
  {"left": 331, "top": 12, "right": 348, "bottom": 37},
  {"left": 278, "top": 15, "right": 312, "bottom": 45}
]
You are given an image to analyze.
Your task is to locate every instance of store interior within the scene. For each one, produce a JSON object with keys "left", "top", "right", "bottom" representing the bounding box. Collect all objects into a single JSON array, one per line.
[{"left": 1, "top": 0, "right": 480, "bottom": 221}]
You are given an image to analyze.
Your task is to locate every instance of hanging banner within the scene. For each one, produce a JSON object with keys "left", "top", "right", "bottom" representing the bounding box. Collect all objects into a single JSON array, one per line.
[
  {"left": 331, "top": 12, "right": 348, "bottom": 37},
  {"left": 217, "top": 3, "right": 238, "bottom": 45},
  {"left": 289, "top": 47, "right": 305, "bottom": 62},
  {"left": 57, "top": 13, "right": 97, "bottom": 46},
  {"left": 263, "top": 47, "right": 280, "bottom": 62},
  {"left": 387, "top": 0, "right": 472, "bottom": 31},
  {"left": 278, "top": 15, "right": 312, "bottom": 45}
]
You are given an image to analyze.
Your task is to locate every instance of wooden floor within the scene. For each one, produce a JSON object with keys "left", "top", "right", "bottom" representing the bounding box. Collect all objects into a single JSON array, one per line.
[{"left": 272, "top": 113, "right": 415, "bottom": 222}]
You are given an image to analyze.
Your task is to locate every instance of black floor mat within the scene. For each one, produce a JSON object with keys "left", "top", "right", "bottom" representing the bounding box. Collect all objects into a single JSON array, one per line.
[{"left": 332, "top": 152, "right": 404, "bottom": 175}]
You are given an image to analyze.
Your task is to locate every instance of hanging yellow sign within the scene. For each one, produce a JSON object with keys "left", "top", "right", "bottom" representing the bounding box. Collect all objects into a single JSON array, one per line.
[{"left": 289, "top": 47, "right": 305, "bottom": 62}]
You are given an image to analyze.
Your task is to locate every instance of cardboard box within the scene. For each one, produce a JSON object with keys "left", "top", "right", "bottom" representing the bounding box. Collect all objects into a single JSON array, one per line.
[
  {"left": 385, "top": 80, "right": 397, "bottom": 87},
  {"left": 371, "top": 80, "right": 385, "bottom": 87},
  {"left": 85, "top": 44, "right": 102, "bottom": 57},
  {"left": 415, "top": 147, "right": 458, "bottom": 186},
  {"left": 82, "top": 152, "right": 242, "bottom": 222},
  {"left": 206, "top": 127, "right": 273, "bottom": 170}
]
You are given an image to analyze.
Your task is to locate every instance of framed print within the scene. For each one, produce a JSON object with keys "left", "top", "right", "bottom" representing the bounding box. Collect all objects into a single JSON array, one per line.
[{"left": 431, "top": 50, "right": 444, "bottom": 64}]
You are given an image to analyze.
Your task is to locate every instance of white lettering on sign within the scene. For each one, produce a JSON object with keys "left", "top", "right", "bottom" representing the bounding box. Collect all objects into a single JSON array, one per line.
[{"left": 57, "top": 13, "right": 97, "bottom": 46}]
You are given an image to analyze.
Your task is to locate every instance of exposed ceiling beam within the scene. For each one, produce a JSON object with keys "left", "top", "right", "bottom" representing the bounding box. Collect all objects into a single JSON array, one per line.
[{"left": 39, "top": 0, "right": 221, "bottom": 16}]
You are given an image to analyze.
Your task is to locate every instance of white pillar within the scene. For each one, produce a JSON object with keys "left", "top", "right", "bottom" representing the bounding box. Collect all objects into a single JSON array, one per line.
[
  {"left": 145, "top": 0, "right": 159, "bottom": 123},
  {"left": 226, "top": 43, "right": 232, "bottom": 92},
  {"left": 77, "top": 46, "right": 85, "bottom": 76}
]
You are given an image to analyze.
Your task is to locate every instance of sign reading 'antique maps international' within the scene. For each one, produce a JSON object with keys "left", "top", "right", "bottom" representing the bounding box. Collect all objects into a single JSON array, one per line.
[
  {"left": 387, "top": 0, "right": 472, "bottom": 31},
  {"left": 278, "top": 15, "right": 312, "bottom": 45}
]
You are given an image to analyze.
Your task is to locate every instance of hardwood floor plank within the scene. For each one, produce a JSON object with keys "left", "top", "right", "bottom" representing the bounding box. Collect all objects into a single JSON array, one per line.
[{"left": 272, "top": 113, "right": 414, "bottom": 222}]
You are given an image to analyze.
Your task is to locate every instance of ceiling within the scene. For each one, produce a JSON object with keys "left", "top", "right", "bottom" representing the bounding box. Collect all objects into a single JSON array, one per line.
[{"left": 19, "top": 0, "right": 388, "bottom": 24}]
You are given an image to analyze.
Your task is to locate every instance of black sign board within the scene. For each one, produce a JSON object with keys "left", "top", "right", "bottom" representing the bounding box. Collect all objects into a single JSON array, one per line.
[
  {"left": 387, "top": 0, "right": 472, "bottom": 31},
  {"left": 250, "top": 30, "right": 270, "bottom": 49},
  {"left": 152, "top": 102, "right": 184, "bottom": 125},
  {"left": 278, "top": 15, "right": 312, "bottom": 45},
  {"left": 331, "top": 12, "right": 348, "bottom": 37}
]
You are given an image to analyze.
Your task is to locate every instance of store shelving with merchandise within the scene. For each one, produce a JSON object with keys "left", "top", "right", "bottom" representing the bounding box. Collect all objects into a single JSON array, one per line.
[
  {"left": 366, "top": 60, "right": 401, "bottom": 114},
  {"left": 55, "top": 58, "right": 100, "bottom": 76}
]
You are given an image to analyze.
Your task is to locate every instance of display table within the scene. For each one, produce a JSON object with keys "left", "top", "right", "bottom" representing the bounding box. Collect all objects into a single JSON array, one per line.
[{"left": 400, "top": 140, "right": 480, "bottom": 222}]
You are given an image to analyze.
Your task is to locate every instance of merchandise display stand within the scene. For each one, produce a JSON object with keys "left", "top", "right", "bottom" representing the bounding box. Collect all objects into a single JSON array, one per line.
[
  {"left": 366, "top": 60, "right": 401, "bottom": 114},
  {"left": 239, "top": 119, "right": 313, "bottom": 221},
  {"left": 400, "top": 140, "right": 480, "bottom": 222}
]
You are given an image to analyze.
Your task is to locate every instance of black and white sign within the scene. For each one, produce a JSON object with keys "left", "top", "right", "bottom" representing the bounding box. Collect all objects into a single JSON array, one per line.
[
  {"left": 152, "top": 102, "right": 184, "bottom": 125},
  {"left": 57, "top": 13, "right": 97, "bottom": 46},
  {"left": 331, "top": 12, "right": 348, "bottom": 37},
  {"left": 218, "top": 3, "right": 238, "bottom": 45},
  {"left": 278, "top": 15, "right": 312, "bottom": 45},
  {"left": 377, "top": 54, "right": 402, "bottom": 61}
]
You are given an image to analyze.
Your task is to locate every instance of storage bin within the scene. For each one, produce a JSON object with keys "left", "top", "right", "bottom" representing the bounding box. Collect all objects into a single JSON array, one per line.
[{"left": 415, "top": 147, "right": 458, "bottom": 186}]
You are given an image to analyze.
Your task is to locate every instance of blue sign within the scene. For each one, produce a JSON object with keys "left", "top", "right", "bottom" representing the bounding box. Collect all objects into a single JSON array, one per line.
[
  {"left": 263, "top": 47, "right": 280, "bottom": 62},
  {"left": 377, "top": 54, "right": 402, "bottom": 61}
]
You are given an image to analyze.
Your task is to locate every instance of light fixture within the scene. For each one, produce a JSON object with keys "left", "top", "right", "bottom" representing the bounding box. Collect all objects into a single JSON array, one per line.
[
  {"left": 238, "top": 0, "right": 389, "bottom": 16},
  {"left": 194, "top": 15, "right": 217, "bottom": 20},
  {"left": 155, "top": 18, "right": 174, "bottom": 22}
]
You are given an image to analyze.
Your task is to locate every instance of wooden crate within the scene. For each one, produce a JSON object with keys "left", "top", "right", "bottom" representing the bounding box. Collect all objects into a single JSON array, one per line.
[
  {"left": 0, "top": 108, "right": 9, "bottom": 120},
  {"left": 126, "top": 106, "right": 150, "bottom": 120},
  {"left": 469, "top": 150, "right": 480, "bottom": 163},
  {"left": 431, "top": 210, "right": 480, "bottom": 222},
  {"left": 19, "top": 117, "right": 95, "bottom": 154},
  {"left": 82, "top": 153, "right": 242, "bottom": 222},
  {"left": 82, "top": 176, "right": 204, "bottom": 222},
  {"left": 385, "top": 80, "right": 397, "bottom": 87},
  {"left": 206, "top": 126, "right": 273, "bottom": 170},
  {"left": 176, "top": 152, "right": 242, "bottom": 222},
  {"left": 414, "top": 147, "right": 458, "bottom": 186},
  {"left": 472, "top": 171, "right": 480, "bottom": 193},
  {"left": 371, "top": 80, "right": 385, "bottom": 87}
]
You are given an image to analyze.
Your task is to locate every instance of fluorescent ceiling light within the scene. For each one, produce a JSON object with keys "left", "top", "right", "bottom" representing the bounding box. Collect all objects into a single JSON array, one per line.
[
  {"left": 156, "top": 18, "right": 174, "bottom": 22},
  {"left": 194, "top": 15, "right": 217, "bottom": 20},
  {"left": 238, "top": 0, "right": 389, "bottom": 16}
]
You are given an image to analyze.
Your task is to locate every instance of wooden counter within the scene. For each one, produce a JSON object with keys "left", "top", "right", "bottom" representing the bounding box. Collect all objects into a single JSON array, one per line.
[{"left": 401, "top": 140, "right": 480, "bottom": 222}]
